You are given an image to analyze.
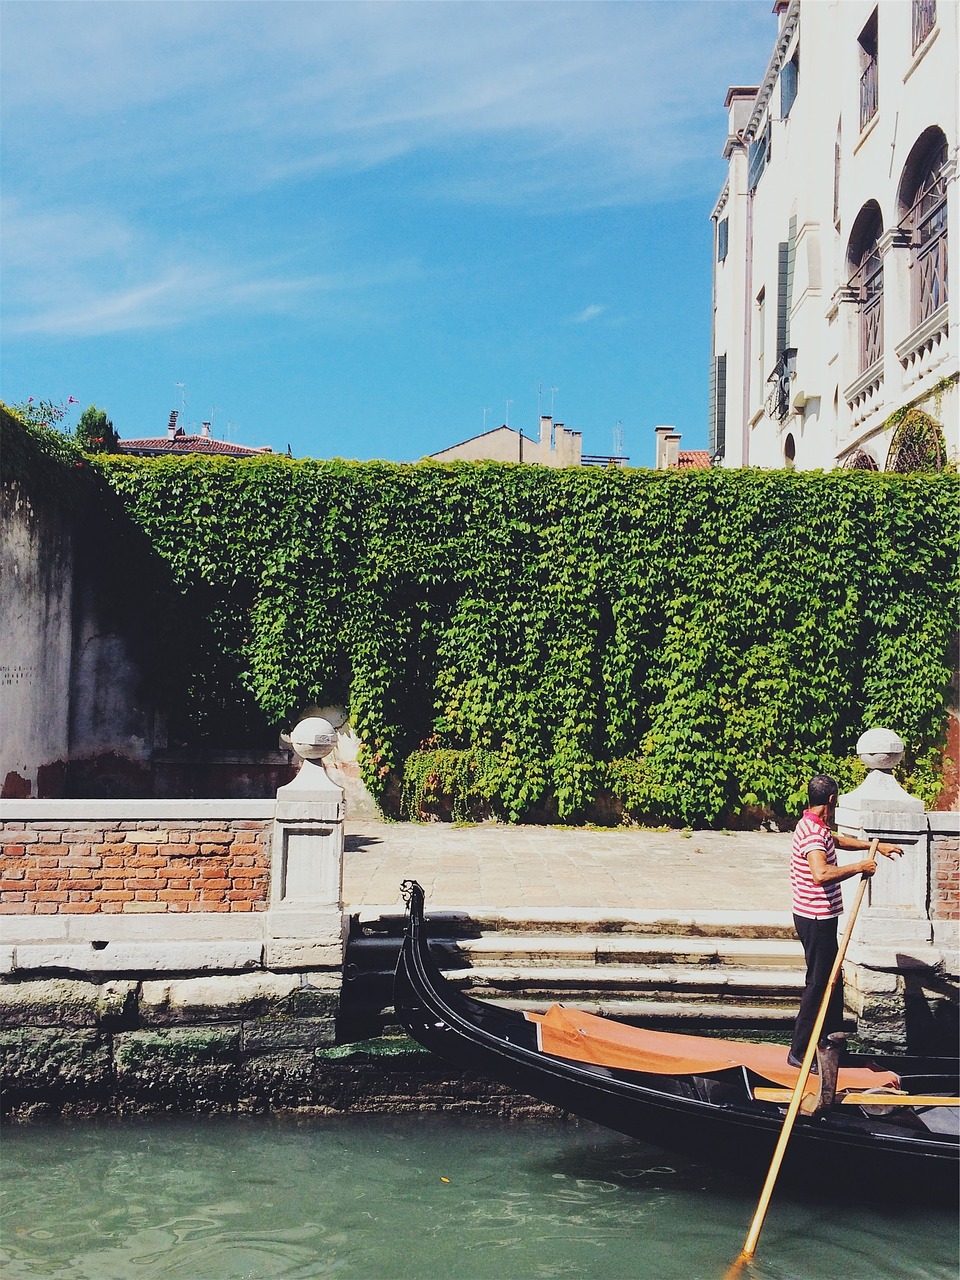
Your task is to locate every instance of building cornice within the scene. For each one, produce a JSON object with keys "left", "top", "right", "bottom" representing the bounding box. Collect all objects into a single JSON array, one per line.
[
  {"left": 711, "top": 184, "right": 730, "bottom": 220},
  {"left": 744, "top": 0, "right": 800, "bottom": 142}
]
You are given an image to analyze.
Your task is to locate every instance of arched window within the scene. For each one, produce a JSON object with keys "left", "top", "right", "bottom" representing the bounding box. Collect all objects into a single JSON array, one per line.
[
  {"left": 887, "top": 409, "right": 946, "bottom": 472},
  {"left": 898, "top": 128, "right": 948, "bottom": 328},
  {"left": 784, "top": 433, "right": 796, "bottom": 468},
  {"left": 847, "top": 202, "right": 884, "bottom": 372},
  {"left": 843, "top": 449, "right": 878, "bottom": 471}
]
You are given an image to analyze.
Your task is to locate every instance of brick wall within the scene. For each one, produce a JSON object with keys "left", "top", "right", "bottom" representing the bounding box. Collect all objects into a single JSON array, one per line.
[
  {"left": 930, "top": 831, "right": 960, "bottom": 920},
  {"left": 0, "top": 819, "right": 270, "bottom": 915}
]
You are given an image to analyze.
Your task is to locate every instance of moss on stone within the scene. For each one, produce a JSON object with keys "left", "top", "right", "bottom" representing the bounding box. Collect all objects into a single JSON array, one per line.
[
  {"left": 114, "top": 1025, "right": 240, "bottom": 1072},
  {"left": 317, "top": 1035, "right": 434, "bottom": 1062},
  {"left": 0, "top": 1028, "right": 110, "bottom": 1097}
]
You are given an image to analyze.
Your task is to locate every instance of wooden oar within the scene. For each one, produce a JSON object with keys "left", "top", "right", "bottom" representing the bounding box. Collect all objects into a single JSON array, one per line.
[{"left": 724, "top": 838, "right": 879, "bottom": 1278}]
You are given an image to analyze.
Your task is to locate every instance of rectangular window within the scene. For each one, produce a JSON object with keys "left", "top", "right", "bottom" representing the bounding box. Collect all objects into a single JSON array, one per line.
[
  {"left": 912, "top": 0, "right": 936, "bottom": 53},
  {"left": 859, "top": 11, "right": 878, "bottom": 131},
  {"left": 780, "top": 50, "right": 799, "bottom": 119},
  {"left": 717, "top": 218, "right": 729, "bottom": 263}
]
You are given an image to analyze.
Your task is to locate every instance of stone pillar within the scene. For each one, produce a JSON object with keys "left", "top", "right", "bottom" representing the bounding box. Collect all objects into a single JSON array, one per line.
[
  {"left": 878, "top": 226, "right": 912, "bottom": 411},
  {"left": 836, "top": 727, "right": 948, "bottom": 1052},
  {"left": 266, "top": 717, "right": 345, "bottom": 969}
]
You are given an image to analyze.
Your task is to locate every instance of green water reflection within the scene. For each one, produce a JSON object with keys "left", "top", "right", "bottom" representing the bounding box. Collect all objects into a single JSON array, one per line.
[{"left": 1, "top": 1115, "right": 955, "bottom": 1280}]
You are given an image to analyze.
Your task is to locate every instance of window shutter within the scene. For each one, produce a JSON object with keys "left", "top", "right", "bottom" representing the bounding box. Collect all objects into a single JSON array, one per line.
[
  {"left": 777, "top": 217, "right": 797, "bottom": 357},
  {"left": 780, "top": 54, "right": 798, "bottom": 119},
  {"left": 717, "top": 218, "right": 729, "bottom": 263},
  {"left": 748, "top": 135, "right": 767, "bottom": 191},
  {"left": 716, "top": 355, "right": 727, "bottom": 457}
]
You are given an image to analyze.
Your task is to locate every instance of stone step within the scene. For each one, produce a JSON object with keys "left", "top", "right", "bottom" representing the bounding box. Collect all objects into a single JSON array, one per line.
[
  {"left": 447, "top": 963, "right": 803, "bottom": 1003},
  {"left": 351, "top": 932, "right": 804, "bottom": 971},
  {"left": 445, "top": 931, "right": 803, "bottom": 967},
  {"left": 353, "top": 906, "right": 796, "bottom": 941},
  {"left": 340, "top": 906, "right": 805, "bottom": 1039}
]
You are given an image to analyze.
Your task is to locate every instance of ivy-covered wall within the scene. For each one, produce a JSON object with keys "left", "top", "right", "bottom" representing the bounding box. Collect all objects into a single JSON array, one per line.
[
  {"left": 86, "top": 450, "right": 959, "bottom": 826},
  {"left": 4, "top": 406, "right": 956, "bottom": 822}
]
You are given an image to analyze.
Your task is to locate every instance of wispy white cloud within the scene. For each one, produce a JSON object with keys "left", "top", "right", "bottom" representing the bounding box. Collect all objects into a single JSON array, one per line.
[
  {"left": 1, "top": 2, "right": 775, "bottom": 339},
  {"left": 573, "top": 304, "right": 606, "bottom": 324},
  {"left": 2, "top": 1, "right": 773, "bottom": 207},
  {"left": 1, "top": 201, "right": 420, "bottom": 337}
]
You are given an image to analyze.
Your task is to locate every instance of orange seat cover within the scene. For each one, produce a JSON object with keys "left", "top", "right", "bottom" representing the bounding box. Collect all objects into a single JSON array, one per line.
[{"left": 526, "top": 1004, "right": 900, "bottom": 1094}]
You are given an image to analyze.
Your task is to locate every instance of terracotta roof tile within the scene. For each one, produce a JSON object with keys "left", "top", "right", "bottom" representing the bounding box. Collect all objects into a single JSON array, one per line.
[
  {"left": 118, "top": 436, "right": 271, "bottom": 458},
  {"left": 677, "top": 450, "right": 712, "bottom": 470}
]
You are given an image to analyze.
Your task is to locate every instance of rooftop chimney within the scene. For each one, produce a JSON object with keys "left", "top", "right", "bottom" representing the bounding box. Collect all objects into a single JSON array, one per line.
[
  {"left": 655, "top": 424, "right": 675, "bottom": 469},
  {"left": 167, "top": 410, "right": 179, "bottom": 440},
  {"left": 201, "top": 422, "right": 211, "bottom": 438}
]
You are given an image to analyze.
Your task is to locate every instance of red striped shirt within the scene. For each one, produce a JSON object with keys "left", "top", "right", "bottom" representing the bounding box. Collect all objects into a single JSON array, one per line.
[{"left": 791, "top": 810, "right": 842, "bottom": 919}]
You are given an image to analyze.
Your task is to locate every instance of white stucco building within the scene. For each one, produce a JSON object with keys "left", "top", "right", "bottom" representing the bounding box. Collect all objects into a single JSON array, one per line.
[{"left": 710, "top": 0, "right": 958, "bottom": 471}]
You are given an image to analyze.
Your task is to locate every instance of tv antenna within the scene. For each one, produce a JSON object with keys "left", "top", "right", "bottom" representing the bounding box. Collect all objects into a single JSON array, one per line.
[
  {"left": 550, "top": 386, "right": 559, "bottom": 415},
  {"left": 175, "top": 382, "right": 187, "bottom": 414},
  {"left": 614, "top": 420, "right": 624, "bottom": 459},
  {"left": 483, "top": 407, "right": 491, "bottom": 431},
  {"left": 505, "top": 398, "right": 512, "bottom": 428}
]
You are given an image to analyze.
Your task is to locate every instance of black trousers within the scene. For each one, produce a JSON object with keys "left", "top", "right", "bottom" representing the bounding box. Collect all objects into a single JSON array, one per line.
[{"left": 790, "top": 914, "right": 845, "bottom": 1061}]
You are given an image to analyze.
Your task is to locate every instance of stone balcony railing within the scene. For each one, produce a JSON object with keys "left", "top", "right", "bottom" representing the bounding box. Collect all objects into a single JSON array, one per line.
[
  {"left": 896, "top": 303, "right": 951, "bottom": 392},
  {"left": 843, "top": 358, "right": 884, "bottom": 427}
]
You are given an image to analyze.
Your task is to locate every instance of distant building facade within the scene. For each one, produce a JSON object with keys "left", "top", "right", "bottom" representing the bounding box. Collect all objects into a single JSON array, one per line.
[
  {"left": 118, "top": 411, "right": 273, "bottom": 459},
  {"left": 710, "top": 0, "right": 957, "bottom": 471},
  {"left": 429, "top": 416, "right": 630, "bottom": 468},
  {"left": 429, "top": 416, "right": 583, "bottom": 466}
]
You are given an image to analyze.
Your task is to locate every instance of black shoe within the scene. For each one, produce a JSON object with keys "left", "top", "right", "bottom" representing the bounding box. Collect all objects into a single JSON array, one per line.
[{"left": 786, "top": 1053, "right": 818, "bottom": 1074}]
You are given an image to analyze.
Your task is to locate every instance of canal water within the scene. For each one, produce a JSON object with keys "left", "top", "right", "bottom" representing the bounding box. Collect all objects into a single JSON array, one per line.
[{"left": 2, "top": 1115, "right": 955, "bottom": 1280}]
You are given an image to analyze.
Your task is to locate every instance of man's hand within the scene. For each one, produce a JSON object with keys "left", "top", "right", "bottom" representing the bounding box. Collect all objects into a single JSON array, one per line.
[
  {"left": 860, "top": 858, "right": 878, "bottom": 876},
  {"left": 877, "top": 843, "right": 903, "bottom": 859}
]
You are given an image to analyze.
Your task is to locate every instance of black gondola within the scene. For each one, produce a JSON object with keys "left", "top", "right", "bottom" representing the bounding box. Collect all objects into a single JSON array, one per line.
[{"left": 393, "top": 880, "right": 959, "bottom": 1196}]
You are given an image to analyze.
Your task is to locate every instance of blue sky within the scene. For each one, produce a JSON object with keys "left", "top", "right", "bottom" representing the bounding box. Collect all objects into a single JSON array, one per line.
[{"left": 1, "top": 1, "right": 774, "bottom": 466}]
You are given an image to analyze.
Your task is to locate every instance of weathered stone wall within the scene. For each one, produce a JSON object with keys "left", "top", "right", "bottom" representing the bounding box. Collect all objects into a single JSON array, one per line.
[
  {"left": 0, "top": 818, "right": 270, "bottom": 916},
  {"left": 0, "top": 479, "right": 160, "bottom": 800},
  {"left": 0, "top": 975, "right": 555, "bottom": 1121},
  {"left": 0, "top": 485, "right": 74, "bottom": 798}
]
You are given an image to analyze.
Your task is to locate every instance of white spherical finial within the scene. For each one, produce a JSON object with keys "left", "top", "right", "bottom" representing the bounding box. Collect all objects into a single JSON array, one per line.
[
  {"left": 856, "top": 727, "right": 904, "bottom": 771},
  {"left": 289, "top": 716, "right": 338, "bottom": 761}
]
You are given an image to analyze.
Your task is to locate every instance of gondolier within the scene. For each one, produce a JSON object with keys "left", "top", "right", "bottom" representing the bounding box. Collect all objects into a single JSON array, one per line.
[{"left": 787, "top": 773, "right": 903, "bottom": 1069}]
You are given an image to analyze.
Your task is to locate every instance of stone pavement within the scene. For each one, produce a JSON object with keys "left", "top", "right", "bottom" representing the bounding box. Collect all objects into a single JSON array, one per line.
[{"left": 342, "top": 821, "right": 794, "bottom": 915}]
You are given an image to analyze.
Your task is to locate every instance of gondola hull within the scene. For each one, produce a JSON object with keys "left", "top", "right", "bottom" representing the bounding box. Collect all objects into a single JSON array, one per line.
[{"left": 394, "top": 881, "right": 958, "bottom": 1196}]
